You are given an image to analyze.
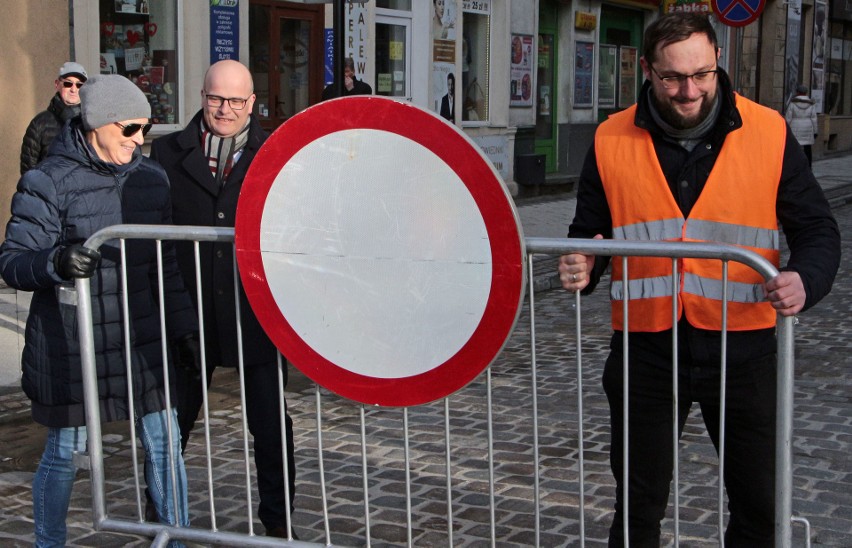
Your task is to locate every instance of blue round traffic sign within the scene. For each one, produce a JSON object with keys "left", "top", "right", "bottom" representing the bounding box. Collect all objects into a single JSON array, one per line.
[{"left": 712, "top": 0, "right": 765, "bottom": 27}]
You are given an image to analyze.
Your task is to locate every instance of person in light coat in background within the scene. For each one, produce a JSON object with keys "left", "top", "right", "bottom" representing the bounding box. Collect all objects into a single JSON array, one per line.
[{"left": 786, "top": 84, "right": 819, "bottom": 166}]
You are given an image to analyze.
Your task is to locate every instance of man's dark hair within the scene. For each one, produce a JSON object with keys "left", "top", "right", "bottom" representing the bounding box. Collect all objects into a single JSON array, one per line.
[
  {"left": 642, "top": 14, "right": 718, "bottom": 64},
  {"left": 343, "top": 57, "right": 355, "bottom": 71},
  {"left": 447, "top": 73, "right": 455, "bottom": 84}
]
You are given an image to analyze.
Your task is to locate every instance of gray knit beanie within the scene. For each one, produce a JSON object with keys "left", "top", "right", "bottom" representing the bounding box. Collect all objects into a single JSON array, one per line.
[{"left": 80, "top": 75, "right": 151, "bottom": 131}]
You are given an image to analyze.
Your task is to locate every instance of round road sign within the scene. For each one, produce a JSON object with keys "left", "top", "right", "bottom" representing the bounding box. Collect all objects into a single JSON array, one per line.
[
  {"left": 235, "top": 96, "right": 525, "bottom": 407},
  {"left": 712, "top": 0, "right": 765, "bottom": 27}
]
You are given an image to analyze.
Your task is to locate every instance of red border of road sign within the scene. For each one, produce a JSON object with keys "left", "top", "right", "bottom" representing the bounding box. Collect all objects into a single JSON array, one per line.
[
  {"left": 235, "top": 96, "right": 525, "bottom": 407},
  {"left": 712, "top": 0, "right": 765, "bottom": 27}
]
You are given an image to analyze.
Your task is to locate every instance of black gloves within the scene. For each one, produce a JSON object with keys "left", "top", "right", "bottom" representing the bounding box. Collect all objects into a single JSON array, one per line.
[
  {"left": 172, "top": 333, "right": 202, "bottom": 378},
  {"left": 54, "top": 244, "right": 101, "bottom": 279}
]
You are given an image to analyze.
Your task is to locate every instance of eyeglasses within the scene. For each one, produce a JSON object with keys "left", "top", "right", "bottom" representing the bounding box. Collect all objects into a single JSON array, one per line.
[
  {"left": 61, "top": 81, "right": 84, "bottom": 89},
  {"left": 650, "top": 64, "right": 719, "bottom": 89},
  {"left": 114, "top": 122, "right": 153, "bottom": 137},
  {"left": 203, "top": 92, "right": 249, "bottom": 110}
]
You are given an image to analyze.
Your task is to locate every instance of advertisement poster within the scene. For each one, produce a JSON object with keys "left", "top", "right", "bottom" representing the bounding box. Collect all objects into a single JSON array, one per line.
[
  {"left": 619, "top": 46, "right": 638, "bottom": 108},
  {"left": 598, "top": 44, "right": 617, "bottom": 108},
  {"left": 574, "top": 41, "right": 594, "bottom": 108},
  {"left": 510, "top": 34, "right": 534, "bottom": 107},
  {"left": 210, "top": 0, "right": 238, "bottom": 63},
  {"left": 433, "top": 62, "right": 455, "bottom": 121},
  {"left": 324, "top": 29, "right": 334, "bottom": 85},
  {"left": 812, "top": 0, "right": 827, "bottom": 112}
]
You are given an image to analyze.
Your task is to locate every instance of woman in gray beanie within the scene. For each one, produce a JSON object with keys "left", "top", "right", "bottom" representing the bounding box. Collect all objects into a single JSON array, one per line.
[{"left": 0, "top": 74, "right": 197, "bottom": 546}]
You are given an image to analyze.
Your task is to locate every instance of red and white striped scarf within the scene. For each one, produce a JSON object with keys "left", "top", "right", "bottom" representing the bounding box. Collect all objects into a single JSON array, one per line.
[{"left": 201, "top": 120, "right": 250, "bottom": 186}]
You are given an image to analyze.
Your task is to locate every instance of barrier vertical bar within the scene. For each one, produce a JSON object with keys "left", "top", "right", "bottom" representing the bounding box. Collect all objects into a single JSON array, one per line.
[
  {"left": 194, "top": 241, "right": 217, "bottom": 530},
  {"left": 403, "top": 407, "right": 413, "bottom": 547},
  {"left": 671, "top": 258, "right": 680, "bottom": 547},
  {"left": 487, "top": 366, "right": 496, "bottom": 548},
  {"left": 444, "top": 399, "right": 454, "bottom": 546},
  {"left": 718, "top": 262, "right": 729, "bottom": 543},
  {"left": 277, "top": 351, "right": 294, "bottom": 538},
  {"left": 76, "top": 275, "right": 107, "bottom": 526},
  {"left": 316, "top": 385, "right": 332, "bottom": 544},
  {"left": 621, "top": 256, "right": 630, "bottom": 546},
  {"left": 232, "top": 251, "right": 255, "bottom": 535},
  {"left": 575, "top": 287, "right": 586, "bottom": 548},
  {"left": 117, "top": 240, "right": 143, "bottom": 522},
  {"left": 775, "top": 315, "right": 795, "bottom": 548},
  {"left": 527, "top": 255, "right": 542, "bottom": 546},
  {"left": 155, "top": 241, "right": 182, "bottom": 525},
  {"left": 360, "top": 406, "right": 373, "bottom": 547}
]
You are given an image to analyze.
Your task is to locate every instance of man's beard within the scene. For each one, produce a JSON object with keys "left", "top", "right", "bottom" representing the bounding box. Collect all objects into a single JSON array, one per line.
[{"left": 652, "top": 93, "right": 715, "bottom": 130}]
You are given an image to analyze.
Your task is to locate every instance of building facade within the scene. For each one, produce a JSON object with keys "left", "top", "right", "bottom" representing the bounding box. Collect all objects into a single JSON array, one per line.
[{"left": 3, "top": 0, "right": 851, "bottom": 220}]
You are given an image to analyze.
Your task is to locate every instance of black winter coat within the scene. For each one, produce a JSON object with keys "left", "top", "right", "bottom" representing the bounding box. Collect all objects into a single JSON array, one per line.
[
  {"left": 0, "top": 119, "right": 197, "bottom": 427},
  {"left": 20, "top": 93, "right": 81, "bottom": 174},
  {"left": 150, "top": 112, "right": 278, "bottom": 369}
]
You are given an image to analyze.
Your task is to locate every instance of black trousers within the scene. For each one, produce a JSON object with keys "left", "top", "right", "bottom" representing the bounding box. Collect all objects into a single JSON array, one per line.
[
  {"left": 175, "top": 359, "right": 296, "bottom": 531},
  {"left": 602, "top": 346, "right": 777, "bottom": 547}
]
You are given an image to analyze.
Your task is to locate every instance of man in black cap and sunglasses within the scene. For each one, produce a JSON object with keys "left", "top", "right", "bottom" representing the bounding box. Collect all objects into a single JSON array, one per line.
[{"left": 20, "top": 61, "right": 88, "bottom": 174}]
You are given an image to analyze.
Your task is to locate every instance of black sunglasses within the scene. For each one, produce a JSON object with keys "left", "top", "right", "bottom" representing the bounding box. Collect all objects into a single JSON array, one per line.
[
  {"left": 61, "top": 81, "right": 84, "bottom": 89},
  {"left": 114, "top": 122, "right": 153, "bottom": 137}
]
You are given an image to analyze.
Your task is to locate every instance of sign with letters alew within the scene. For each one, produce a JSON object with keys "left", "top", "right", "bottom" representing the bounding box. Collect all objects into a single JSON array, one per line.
[{"left": 235, "top": 96, "right": 525, "bottom": 407}]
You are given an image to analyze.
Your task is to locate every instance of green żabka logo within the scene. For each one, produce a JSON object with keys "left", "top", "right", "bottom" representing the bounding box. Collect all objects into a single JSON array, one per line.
[{"left": 211, "top": 0, "right": 238, "bottom": 7}]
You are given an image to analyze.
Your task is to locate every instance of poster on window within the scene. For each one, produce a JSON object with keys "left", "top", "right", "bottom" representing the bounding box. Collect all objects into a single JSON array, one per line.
[
  {"left": 812, "top": 0, "right": 827, "bottom": 111},
  {"left": 510, "top": 34, "right": 534, "bottom": 107},
  {"left": 598, "top": 45, "right": 617, "bottom": 108},
  {"left": 462, "top": 0, "right": 491, "bottom": 14},
  {"left": 115, "top": 0, "right": 149, "bottom": 14},
  {"left": 574, "top": 41, "right": 594, "bottom": 108},
  {"left": 433, "top": 0, "right": 457, "bottom": 41},
  {"left": 619, "top": 46, "right": 638, "bottom": 109},
  {"left": 433, "top": 62, "right": 456, "bottom": 123}
]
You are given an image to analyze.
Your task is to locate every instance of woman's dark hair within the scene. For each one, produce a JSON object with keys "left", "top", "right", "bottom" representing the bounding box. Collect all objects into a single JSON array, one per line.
[{"left": 642, "top": 13, "right": 719, "bottom": 64}]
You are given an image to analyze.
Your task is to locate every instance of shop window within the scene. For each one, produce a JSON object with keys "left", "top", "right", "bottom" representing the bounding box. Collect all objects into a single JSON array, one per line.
[
  {"left": 462, "top": 2, "right": 490, "bottom": 123},
  {"left": 376, "top": 0, "right": 411, "bottom": 9},
  {"left": 98, "top": 0, "right": 179, "bottom": 126},
  {"left": 825, "top": 36, "right": 850, "bottom": 115}
]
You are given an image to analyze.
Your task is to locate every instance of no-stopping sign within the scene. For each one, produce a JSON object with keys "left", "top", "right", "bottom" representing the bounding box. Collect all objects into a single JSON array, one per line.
[{"left": 235, "top": 96, "right": 525, "bottom": 407}]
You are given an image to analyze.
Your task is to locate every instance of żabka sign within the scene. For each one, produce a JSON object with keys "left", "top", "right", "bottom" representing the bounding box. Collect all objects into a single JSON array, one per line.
[
  {"left": 235, "top": 96, "right": 526, "bottom": 407},
  {"left": 712, "top": 0, "right": 766, "bottom": 27}
]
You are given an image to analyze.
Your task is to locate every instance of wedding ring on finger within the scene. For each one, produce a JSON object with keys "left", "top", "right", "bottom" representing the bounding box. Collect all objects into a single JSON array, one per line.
[{"left": 572, "top": 273, "right": 577, "bottom": 282}]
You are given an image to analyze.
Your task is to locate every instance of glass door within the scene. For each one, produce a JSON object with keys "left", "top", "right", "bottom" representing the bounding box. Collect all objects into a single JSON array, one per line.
[
  {"left": 535, "top": 32, "right": 557, "bottom": 172},
  {"left": 249, "top": 3, "right": 323, "bottom": 131},
  {"left": 375, "top": 14, "right": 411, "bottom": 100},
  {"left": 598, "top": 5, "right": 644, "bottom": 122}
]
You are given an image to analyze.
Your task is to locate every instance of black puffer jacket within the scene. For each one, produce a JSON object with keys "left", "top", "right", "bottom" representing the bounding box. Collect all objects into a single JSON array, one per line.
[
  {"left": 0, "top": 119, "right": 197, "bottom": 428},
  {"left": 20, "top": 93, "right": 81, "bottom": 174}
]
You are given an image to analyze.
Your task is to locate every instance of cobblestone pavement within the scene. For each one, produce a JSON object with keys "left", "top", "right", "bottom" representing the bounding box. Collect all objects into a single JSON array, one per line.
[{"left": 0, "top": 171, "right": 850, "bottom": 546}]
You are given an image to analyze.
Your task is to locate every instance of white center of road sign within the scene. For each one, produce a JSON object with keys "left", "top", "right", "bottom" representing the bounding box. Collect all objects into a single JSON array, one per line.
[
  {"left": 236, "top": 96, "right": 524, "bottom": 407},
  {"left": 259, "top": 128, "right": 492, "bottom": 378}
]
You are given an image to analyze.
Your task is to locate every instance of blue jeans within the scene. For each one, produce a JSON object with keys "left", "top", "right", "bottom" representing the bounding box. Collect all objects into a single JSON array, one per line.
[{"left": 33, "top": 408, "right": 189, "bottom": 547}]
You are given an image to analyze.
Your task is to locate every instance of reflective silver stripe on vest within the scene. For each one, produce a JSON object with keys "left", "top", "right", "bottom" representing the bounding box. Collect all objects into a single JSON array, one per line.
[
  {"left": 684, "top": 219, "right": 779, "bottom": 250},
  {"left": 610, "top": 275, "right": 675, "bottom": 301},
  {"left": 682, "top": 272, "right": 766, "bottom": 303},
  {"left": 613, "top": 218, "right": 684, "bottom": 241}
]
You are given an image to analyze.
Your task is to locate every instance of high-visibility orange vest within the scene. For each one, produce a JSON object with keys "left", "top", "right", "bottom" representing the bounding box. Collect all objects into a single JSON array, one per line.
[{"left": 595, "top": 94, "right": 785, "bottom": 332}]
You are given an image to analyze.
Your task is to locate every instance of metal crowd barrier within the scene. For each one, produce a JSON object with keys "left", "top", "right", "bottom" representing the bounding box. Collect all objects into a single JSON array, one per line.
[{"left": 74, "top": 225, "right": 806, "bottom": 547}]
